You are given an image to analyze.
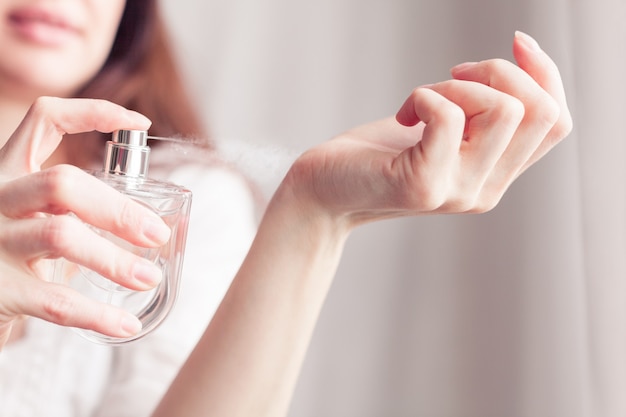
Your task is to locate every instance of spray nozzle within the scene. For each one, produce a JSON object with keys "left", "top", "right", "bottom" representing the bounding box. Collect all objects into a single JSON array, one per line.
[{"left": 104, "top": 130, "right": 151, "bottom": 178}]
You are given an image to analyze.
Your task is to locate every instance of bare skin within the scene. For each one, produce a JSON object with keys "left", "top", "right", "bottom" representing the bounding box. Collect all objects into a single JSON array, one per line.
[
  {"left": 0, "top": 32, "right": 572, "bottom": 416},
  {"left": 152, "top": 32, "right": 572, "bottom": 416}
]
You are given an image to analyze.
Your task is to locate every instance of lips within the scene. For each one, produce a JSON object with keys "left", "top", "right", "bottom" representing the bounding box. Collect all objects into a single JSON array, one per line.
[{"left": 7, "top": 7, "right": 80, "bottom": 47}]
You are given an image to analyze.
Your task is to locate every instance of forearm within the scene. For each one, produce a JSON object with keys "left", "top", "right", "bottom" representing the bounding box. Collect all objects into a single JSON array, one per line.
[
  {"left": 151, "top": 32, "right": 573, "bottom": 416},
  {"left": 152, "top": 176, "right": 350, "bottom": 417}
]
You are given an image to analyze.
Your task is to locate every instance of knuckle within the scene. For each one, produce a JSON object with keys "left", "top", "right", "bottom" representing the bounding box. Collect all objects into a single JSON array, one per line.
[
  {"left": 452, "top": 196, "right": 478, "bottom": 213},
  {"left": 40, "top": 215, "right": 76, "bottom": 255},
  {"left": 529, "top": 90, "right": 561, "bottom": 128},
  {"left": 41, "top": 288, "right": 75, "bottom": 325},
  {"left": 28, "top": 96, "right": 61, "bottom": 120},
  {"left": 540, "top": 92, "right": 561, "bottom": 124},
  {"left": 448, "top": 102, "right": 467, "bottom": 124},
  {"left": 409, "top": 85, "right": 434, "bottom": 99},
  {"left": 443, "top": 186, "right": 480, "bottom": 213},
  {"left": 526, "top": 92, "right": 573, "bottom": 147},
  {"left": 409, "top": 86, "right": 423, "bottom": 98},
  {"left": 412, "top": 85, "right": 466, "bottom": 124},
  {"left": 472, "top": 201, "right": 497, "bottom": 214},
  {"left": 97, "top": 248, "right": 131, "bottom": 284},
  {"left": 411, "top": 185, "right": 446, "bottom": 212},
  {"left": 115, "top": 197, "right": 143, "bottom": 233},
  {"left": 483, "top": 58, "right": 516, "bottom": 78},
  {"left": 432, "top": 100, "right": 466, "bottom": 129},
  {"left": 38, "top": 165, "right": 82, "bottom": 213},
  {"left": 494, "top": 95, "right": 525, "bottom": 126},
  {"left": 469, "top": 193, "right": 502, "bottom": 214},
  {"left": 407, "top": 86, "right": 430, "bottom": 106},
  {"left": 552, "top": 110, "right": 574, "bottom": 141}
]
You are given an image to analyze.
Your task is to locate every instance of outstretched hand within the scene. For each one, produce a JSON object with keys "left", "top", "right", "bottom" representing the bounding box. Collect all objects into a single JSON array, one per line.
[
  {"left": 150, "top": 32, "right": 573, "bottom": 417},
  {"left": 285, "top": 32, "right": 572, "bottom": 227},
  {"left": 0, "top": 31, "right": 571, "bottom": 357},
  {"left": 0, "top": 98, "right": 169, "bottom": 348}
]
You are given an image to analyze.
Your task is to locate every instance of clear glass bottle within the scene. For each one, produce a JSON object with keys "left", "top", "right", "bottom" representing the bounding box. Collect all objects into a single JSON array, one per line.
[{"left": 53, "top": 129, "right": 192, "bottom": 344}]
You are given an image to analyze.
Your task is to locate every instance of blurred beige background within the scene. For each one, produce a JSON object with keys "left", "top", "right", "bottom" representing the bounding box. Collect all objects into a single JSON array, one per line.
[{"left": 161, "top": 1, "right": 626, "bottom": 416}]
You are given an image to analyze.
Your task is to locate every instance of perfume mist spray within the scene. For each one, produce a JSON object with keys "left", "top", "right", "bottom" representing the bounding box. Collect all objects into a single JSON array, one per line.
[{"left": 53, "top": 129, "right": 192, "bottom": 344}]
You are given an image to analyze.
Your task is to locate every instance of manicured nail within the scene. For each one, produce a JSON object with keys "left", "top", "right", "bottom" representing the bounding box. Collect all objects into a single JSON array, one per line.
[
  {"left": 128, "top": 110, "right": 152, "bottom": 128},
  {"left": 120, "top": 314, "right": 142, "bottom": 336},
  {"left": 515, "top": 30, "right": 542, "bottom": 52},
  {"left": 450, "top": 61, "right": 478, "bottom": 74},
  {"left": 132, "top": 260, "right": 163, "bottom": 288},
  {"left": 142, "top": 215, "right": 171, "bottom": 245}
]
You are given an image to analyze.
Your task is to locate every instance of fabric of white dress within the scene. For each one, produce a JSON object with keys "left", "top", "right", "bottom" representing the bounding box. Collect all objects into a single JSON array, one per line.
[{"left": 0, "top": 156, "right": 259, "bottom": 417}]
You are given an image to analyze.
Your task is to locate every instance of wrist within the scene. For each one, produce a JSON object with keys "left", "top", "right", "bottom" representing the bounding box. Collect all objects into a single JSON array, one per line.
[{"left": 271, "top": 162, "right": 353, "bottom": 244}]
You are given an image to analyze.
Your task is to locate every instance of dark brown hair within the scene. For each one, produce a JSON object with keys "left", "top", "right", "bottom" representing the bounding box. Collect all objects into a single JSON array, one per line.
[{"left": 68, "top": 0, "right": 210, "bottom": 167}]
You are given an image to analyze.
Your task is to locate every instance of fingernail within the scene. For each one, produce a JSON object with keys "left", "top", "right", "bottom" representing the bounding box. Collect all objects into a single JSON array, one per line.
[
  {"left": 133, "top": 260, "right": 163, "bottom": 288},
  {"left": 450, "top": 61, "right": 478, "bottom": 74},
  {"left": 120, "top": 314, "right": 142, "bottom": 336},
  {"left": 128, "top": 110, "right": 152, "bottom": 128},
  {"left": 515, "top": 30, "right": 542, "bottom": 52},
  {"left": 142, "top": 215, "right": 171, "bottom": 245}
]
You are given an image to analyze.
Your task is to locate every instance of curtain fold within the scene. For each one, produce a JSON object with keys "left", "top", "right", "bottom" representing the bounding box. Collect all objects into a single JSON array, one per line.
[
  {"left": 572, "top": 1, "right": 626, "bottom": 416},
  {"left": 162, "top": 0, "right": 625, "bottom": 415}
]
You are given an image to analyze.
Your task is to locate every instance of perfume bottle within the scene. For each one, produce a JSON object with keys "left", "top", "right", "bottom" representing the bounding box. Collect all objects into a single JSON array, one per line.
[{"left": 53, "top": 129, "right": 192, "bottom": 344}]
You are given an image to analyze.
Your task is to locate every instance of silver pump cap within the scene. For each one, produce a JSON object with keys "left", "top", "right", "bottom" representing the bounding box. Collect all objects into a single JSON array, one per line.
[{"left": 104, "top": 130, "right": 150, "bottom": 177}]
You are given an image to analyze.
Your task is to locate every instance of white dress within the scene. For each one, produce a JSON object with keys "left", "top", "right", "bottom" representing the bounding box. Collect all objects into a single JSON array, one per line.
[{"left": 0, "top": 160, "right": 259, "bottom": 417}]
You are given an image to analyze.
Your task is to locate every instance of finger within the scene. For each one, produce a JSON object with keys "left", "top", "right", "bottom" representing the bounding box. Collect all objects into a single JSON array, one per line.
[
  {"left": 512, "top": 31, "right": 569, "bottom": 117},
  {"left": 1, "top": 215, "right": 162, "bottom": 291},
  {"left": 395, "top": 86, "right": 465, "bottom": 164},
  {"left": 450, "top": 32, "right": 571, "bottom": 173},
  {"left": 428, "top": 79, "right": 525, "bottom": 179},
  {"left": 9, "top": 276, "right": 142, "bottom": 338},
  {"left": 391, "top": 87, "right": 467, "bottom": 210},
  {"left": 512, "top": 31, "right": 573, "bottom": 167},
  {"left": 0, "top": 165, "right": 170, "bottom": 247},
  {"left": 452, "top": 63, "right": 554, "bottom": 177},
  {"left": 0, "top": 97, "right": 151, "bottom": 175}
]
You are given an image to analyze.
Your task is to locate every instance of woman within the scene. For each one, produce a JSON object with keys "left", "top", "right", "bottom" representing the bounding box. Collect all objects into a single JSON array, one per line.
[
  {"left": 0, "top": 1, "right": 257, "bottom": 415},
  {"left": 0, "top": 0, "right": 572, "bottom": 416}
]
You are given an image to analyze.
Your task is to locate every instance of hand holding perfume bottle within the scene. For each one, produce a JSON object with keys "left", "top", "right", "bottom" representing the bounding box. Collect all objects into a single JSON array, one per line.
[
  {"left": 53, "top": 129, "right": 193, "bottom": 344},
  {"left": 0, "top": 98, "right": 176, "bottom": 348}
]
